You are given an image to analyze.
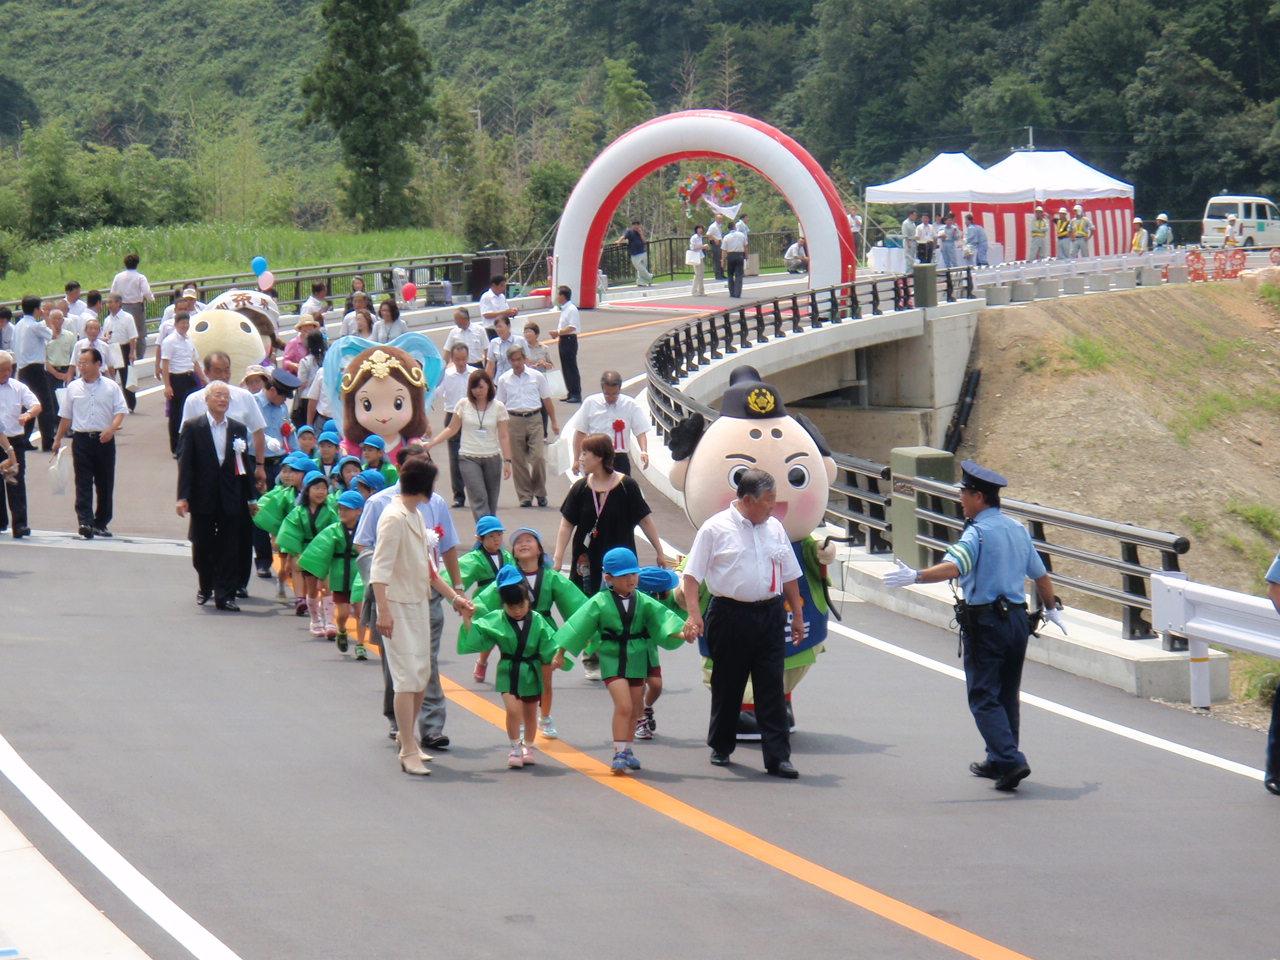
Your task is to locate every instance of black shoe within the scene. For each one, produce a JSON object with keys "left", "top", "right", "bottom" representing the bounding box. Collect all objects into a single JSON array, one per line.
[
  {"left": 452, "top": 499, "right": 465, "bottom": 509},
  {"left": 420, "top": 734, "right": 451, "bottom": 751},
  {"left": 1266, "top": 778, "right": 1280, "bottom": 796},
  {"left": 994, "top": 763, "right": 1031, "bottom": 792},
  {"left": 196, "top": 590, "right": 210, "bottom": 606},
  {"left": 561, "top": 396, "right": 581, "bottom": 404},
  {"left": 92, "top": 526, "right": 112, "bottom": 538},
  {"left": 969, "top": 760, "right": 1000, "bottom": 780},
  {"left": 387, "top": 721, "right": 399, "bottom": 741},
  {"left": 709, "top": 752, "right": 732, "bottom": 767},
  {"left": 215, "top": 599, "right": 241, "bottom": 612},
  {"left": 235, "top": 587, "right": 249, "bottom": 599},
  {"left": 256, "top": 567, "right": 274, "bottom": 579},
  {"left": 536, "top": 497, "right": 547, "bottom": 508},
  {"left": 12, "top": 526, "right": 30, "bottom": 539},
  {"left": 767, "top": 760, "right": 800, "bottom": 779},
  {"left": 519, "top": 500, "right": 532, "bottom": 508},
  {"left": 78, "top": 525, "right": 94, "bottom": 539}
]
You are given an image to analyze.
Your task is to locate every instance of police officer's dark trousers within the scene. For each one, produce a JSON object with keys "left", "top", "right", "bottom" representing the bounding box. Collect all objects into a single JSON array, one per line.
[
  {"left": 963, "top": 604, "right": 1030, "bottom": 769},
  {"left": 556, "top": 333, "right": 581, "bottom": 401},
  {"left": 1267, "top": 690, "right": 1280, "bottom": 780},
  {"left": 725, "top": 252, "right": 745, "bottom": 298},
  {"left": 706, "top": 596, "right": 790, "bottom": 768}
]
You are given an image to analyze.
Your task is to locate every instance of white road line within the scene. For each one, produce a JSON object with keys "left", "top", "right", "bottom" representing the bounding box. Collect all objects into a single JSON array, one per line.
[
  {"left": 646, "top": 535, "right": 1266, "bottom": 783},
  {"left": 0, "top": 733, "right": 244, "bottom": 960}
]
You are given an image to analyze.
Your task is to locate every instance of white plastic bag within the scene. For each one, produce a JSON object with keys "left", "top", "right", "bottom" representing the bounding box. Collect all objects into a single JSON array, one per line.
[
  {"left": 544, "top": 434, "right": 570, "bottom": 475},
  {"left": 125, "top": 364, "right": 139, "bottom": 391},
  {"left": 544, "top": 369, "right": 566, "bottom": 397},
  {"left": 108, "top": 342, "right": 125, "bottom": 370},
  {"left": 48, "top": 447, "right": 71, "bottom": 496},
  {"left": 684, "top": 249, "right": 703, "bottom": 266}
]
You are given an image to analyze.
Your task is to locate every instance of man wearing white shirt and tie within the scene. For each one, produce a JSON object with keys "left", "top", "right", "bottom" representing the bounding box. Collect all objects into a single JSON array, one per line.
[
  {"left": 682, "top": 467, "right": 805, "bottom": 778},
  {"left": 436, "top": 344, "right": 472, "bottom": 507},
  {"left": 545, "top": 285, "right": 582, "bottom": 403},
  {"left": 573, "top": 370, "right": 650, "bottom": 476},
  {"left": 495, "top": 343, "right": 559, "bottom": 507},
  {"left": 51, "top": 347, "right": 128, "bottom": 539},
  {"left": 442, "top": 308, "right": 489, "bottom": 368}
]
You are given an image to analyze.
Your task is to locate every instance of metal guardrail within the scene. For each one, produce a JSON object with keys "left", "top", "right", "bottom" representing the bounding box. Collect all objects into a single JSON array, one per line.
[{"left": 645, "top": 267, "right": 1193, "bottom": 641}]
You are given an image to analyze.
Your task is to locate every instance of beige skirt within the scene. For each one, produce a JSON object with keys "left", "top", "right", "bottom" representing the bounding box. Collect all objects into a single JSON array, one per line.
[{"left": 385, "top": 599, "right": 433, "bottom": 692}]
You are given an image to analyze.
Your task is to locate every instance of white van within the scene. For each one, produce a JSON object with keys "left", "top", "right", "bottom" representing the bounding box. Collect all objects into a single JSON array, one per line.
[{"left": 1201, "top": 195, "right": 1280, "bottom": 247}]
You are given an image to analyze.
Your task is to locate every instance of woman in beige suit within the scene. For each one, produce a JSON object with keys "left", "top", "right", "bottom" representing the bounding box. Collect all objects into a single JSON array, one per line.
[{"left": 369, "top": 459, "right": 474, "bottom": 775}]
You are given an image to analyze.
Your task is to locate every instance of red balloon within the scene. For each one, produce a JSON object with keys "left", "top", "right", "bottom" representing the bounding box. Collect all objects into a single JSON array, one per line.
[{"left": 402, "top": 282, "right": 417, "bottom": 302}]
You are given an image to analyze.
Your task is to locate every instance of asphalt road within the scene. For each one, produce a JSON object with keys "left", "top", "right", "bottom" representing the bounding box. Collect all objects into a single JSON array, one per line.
[{"left": 1, "top": 274, "right": 1277, "bottom": 960}]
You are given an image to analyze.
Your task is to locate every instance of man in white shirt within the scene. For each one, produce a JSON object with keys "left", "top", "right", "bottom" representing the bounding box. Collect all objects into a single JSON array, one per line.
[
  {"left": 848, "top": 210, "right": 863, "bottom": 259},
  {"left": 64, "top": 282, "right": 93, "bottom": 333},
  {"left": 0, "top": 350, "right": 41, "bottom": 538},
  {"left": 442, "top": 308, "right": 489, "bottom": 368},
  {"left": 436, "top": 344, "right": 472, "bottom": 507},
  {"left": 546, "top": 284, "right": 582, "bottom": 402},
  {"left": 485, "top": 316, "right": 519, "bottom": 383},
  {"left": 495, "top": 343, "right": 559, "bottom": 507},
  {"left": 340, "top": 291, "right": 373, "bottom": 337},
  {"left": 706, "top": 215, "right": 725, "bottom": 280},
  {"left": 901, "top": 210, "right": 919, "bottom": 265},
  {"left": 720, "top": 226, "right": 748, "bottom": 298},
  {"left": 161, "top": 313, "right": 203, "bottom": 454},
  {"left": 916, "top": 213, "right": 936, "bottom": 263},
  {"left": 158, "top": 291, "right": 200, "bottom": 345},
  {"left": 51, "top": 346, "right": 128, "bottom": 539},
  {"left": 573, "top": 370, "right": 650, "bottom": 476},
  {"left": 298, "top": 281, "right": 329, "bottom": 319},
  {"left": 180, "top": 351, "right": 267, "bottom": 481},
  {"left": 681, "top": 468, "right": 805, "bottom": 778},
  {"left": 734, "top": 215, "right": 751, "bottom": 249},
  {"left": 478, "top": 275, "right": 519, "bottom": 331},
  {"left": 103, "top": 295, "right": 139, "bottom": 411},
  {"left": 13, "top": 296, "right": 54, "bottom": 451},
  {"left": 109, "top": 253, "right": 154, "bottom": 359},
  {"left": 72, "top": 317, "right": 115, "bottom": 380},
  {"left": 784, "top": 238, "right": 809, "bottom": 274}
]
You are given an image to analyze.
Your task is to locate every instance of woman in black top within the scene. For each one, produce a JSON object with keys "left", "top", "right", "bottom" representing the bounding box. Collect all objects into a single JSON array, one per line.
[{"left": 553, "top": 433, "right": 670, "bottom": 596}]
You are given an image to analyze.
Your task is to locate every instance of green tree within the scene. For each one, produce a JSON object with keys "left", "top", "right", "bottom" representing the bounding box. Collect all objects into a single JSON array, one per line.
[
  {"left": 302, "top": 0, "right": 434, "bottom": 228},
  {"left": 20, "top": 122, "right": 81, "bottom": 239},
  {"left": 463, "top": 179, "right": 511, "bottom": 250},
  {"left": 963, "top": 74, "right": 1054, "bottom": 155},
  {"left": 524, "top": 160, "right": 578, "bottom": 240},
  {"left": 0, "top": 76, "right": 39, "bottom": 141},
  {"left": 603, "top": 59, "right": 654, "bottom": 139}
]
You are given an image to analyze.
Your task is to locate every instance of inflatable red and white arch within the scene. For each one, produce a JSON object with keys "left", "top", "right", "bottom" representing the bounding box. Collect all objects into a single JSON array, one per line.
[{"left": 552, "top": 110, "right": 856, "bottom": 309}]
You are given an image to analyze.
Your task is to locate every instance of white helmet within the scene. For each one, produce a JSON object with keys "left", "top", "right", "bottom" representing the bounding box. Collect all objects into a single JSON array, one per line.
[
  {"left": 1133, "top": 216, "right": 1143, "bottom": 224},
  {"left": 1073, "top": 204, "right": 1083, "bottom": 212},
  {"left": 1156, "top": 213, "right": 1168, "bottom": 221},
  {"left": 1034, "top": 205, "right": 1044, "bottom": 213},
  {"left": 1227, "top": 213, "right": 1238, "bottom": 221},
  {"left": 1057, "top": 207, "right": 1068, "bottom": 215}
]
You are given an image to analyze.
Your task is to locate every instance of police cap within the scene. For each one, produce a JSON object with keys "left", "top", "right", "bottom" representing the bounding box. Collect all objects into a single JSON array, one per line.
[{"left": 959, "top": 459, "right": 1008, "bottom": 497}]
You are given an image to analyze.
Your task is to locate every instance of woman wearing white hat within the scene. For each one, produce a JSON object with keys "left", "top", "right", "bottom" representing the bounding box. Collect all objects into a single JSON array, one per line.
[{"left": 1130, "top": 216, "right": 1149, "bottom": 254}]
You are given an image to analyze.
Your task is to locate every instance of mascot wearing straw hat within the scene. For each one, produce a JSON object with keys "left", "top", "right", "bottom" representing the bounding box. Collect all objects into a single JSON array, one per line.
[{"left": 668, "top": 365, "right": 839, "bottom": 738}]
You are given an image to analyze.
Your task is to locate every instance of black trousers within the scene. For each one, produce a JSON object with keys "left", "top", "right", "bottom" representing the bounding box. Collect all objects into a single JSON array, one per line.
[
  {"left": 71, "top": 432, "right": 115, "bottom": 529},
  {"left": 709, "top": 240, "right": 724, "bottom": 279},
  {"left": 725, "top": 253, "right": 745, "bottom": 298},
  {"left": 18, "top": 363, "right": 54, "bottom": 451},
  {"left": 116, "top": 344, "right": 136, "bottom": 412},
  {"left": 614, "top": 452, "right": 633, "bottom": 476},
  {"left": 252, "top": 457, "right": 283, "bottom": 571},
  {"left": 190, "top": 508, "right": 251, "bottom": 602},
  {"left": 706, "top": 596, "right": 789, "bottom": 768},
  {"left": 557, "top": 334, "right": 581, "bottom": 401},
  {"left": 168, "top": 372, "right": 199, "bottom": 454},
  {"left": 443, "top": 412, "right": 464, "bottom": 503},
  {"left": 0, "top": 435, "right": 28, "bottom": 532}
]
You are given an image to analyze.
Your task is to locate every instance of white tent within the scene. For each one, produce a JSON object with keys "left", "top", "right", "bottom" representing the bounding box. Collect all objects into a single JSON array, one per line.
[
  {"left": 865, "top": 152, "right": 1034, "bottom": 204},
  {"left": 984, "top": 150, "right": 1133, "bottom": 200}
]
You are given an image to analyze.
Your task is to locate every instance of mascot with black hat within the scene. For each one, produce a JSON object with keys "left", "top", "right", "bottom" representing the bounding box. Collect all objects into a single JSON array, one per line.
[{"left": 668, "top": 366, "right": 839, "bottom": 738}]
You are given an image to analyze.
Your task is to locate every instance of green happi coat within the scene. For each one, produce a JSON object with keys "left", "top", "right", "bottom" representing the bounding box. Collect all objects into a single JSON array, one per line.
[
  {"left": 449, "top": 547, "right": 516, "bottom": 592},
  {"left": 554, "top": 590, "right": 687, "bottom": 680},
  {"left": 276, "top": 501, "right": 339, "bottom": 557},
  {"left": 461, "top": 564, "right": 587, "bottom": 653},
  {"left": 298, "top": 522, "right": 365, "bottom": 601},
  {"left": 253, "top": 483, "right": 297, "bottom": 537},
  {"left": 367, "top": 461, "right": 398, "bottom": 486},
  {"left": 459, "top": 610, "right": 565, "bottom": 696}
]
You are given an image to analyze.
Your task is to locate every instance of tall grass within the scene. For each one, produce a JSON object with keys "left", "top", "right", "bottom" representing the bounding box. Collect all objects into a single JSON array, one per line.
[{"left": 0, "top": 223, "right": 465, "bottom": 301}]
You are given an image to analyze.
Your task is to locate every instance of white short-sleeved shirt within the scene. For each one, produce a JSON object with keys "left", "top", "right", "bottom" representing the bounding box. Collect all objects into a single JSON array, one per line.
[
  {"left": 721, "top": 230, "right": 747, "bottom": 254},
  {"left": 734, "top": 219, "right": 750, "bottom": 239},
  {"left": 784, "top": 242, "right": 806, "bottom": 260},
  {"left": 495, "top": 368, "right": 549, "bottom": 413},
  {"left": 72, "top": 338, "right": 114, "bottom": 375},
  {"left": 555, "top": 302, "right": 580, "bottom": 335},
  {"left": 443, "top": 323, "right": 489, "bottom": 363},
  {"left": 110, "top": 269, "right": 152, "bottom": 303},
  {"left": 103, "top": 311, "right": 138, "bottom": 346},
  {"left": 65, "top": 300, "right": 92, "bottom": 333},
  {"left": 706, "top": 221, "right": 723, "bottom": 241},
  {"left": 578, "top": 393, "right": 649, "bottom": 452},
  {"left": 306, "top": 368, "right": 332, "bottom": 418},
  {"left": 161, "top": 332, "right": 199, "bottom": 374},
  {"left": 683, "top": 503, "right": 801, "bottom": 603},
  {"left": 0, "top": 377, "right": 39, "bottom": 435},
  {"left": 181, "top": 382, "right": 267, "bottom": 434},
  {"left": 917, "top": 222, "right": 936, "bottom": 242},
  {"left": 487, "top": 335, "right": 518, "bottom": 380},
  {"left": 437, "top": 365, "right": 471, "bottom": 413},
  {"left": 59, "top": 375, "right": 127, "bottom": 432},
  {"left": 299, "top": 296, "right": 328, "bottom": 318},
  {"left": 478, "top": 289, "right": 509, "bottom": 320},
  {"left": 453, "top": 398, "right": 508, "bottom": 457},
  {"left": 689, "top": 232, "right": 706, "bottom": 253}
]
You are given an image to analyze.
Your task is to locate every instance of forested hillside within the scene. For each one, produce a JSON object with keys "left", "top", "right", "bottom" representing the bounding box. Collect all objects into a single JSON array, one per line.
[{"left": 0, "top": 0, "right": 1277, "bottom": 251}]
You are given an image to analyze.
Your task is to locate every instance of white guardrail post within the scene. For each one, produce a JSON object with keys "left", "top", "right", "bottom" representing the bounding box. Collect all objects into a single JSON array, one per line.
[{"left": 1152, "top": 572, "right": 1280, "bottom": 709}]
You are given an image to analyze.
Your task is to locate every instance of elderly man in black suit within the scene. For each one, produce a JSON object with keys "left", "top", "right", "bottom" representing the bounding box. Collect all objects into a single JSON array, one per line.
[{"left": 176, "top": 382, "right": 254, "bottom": 611}]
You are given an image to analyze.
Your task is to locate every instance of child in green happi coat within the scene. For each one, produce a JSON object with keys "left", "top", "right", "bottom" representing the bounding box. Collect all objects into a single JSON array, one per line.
[
  {"left": 467, "top": 527, "right": 586, "bottom": 740},
  {"left": 460, "top": 565, "right": 567, "bottom": 769},
  {"left": 330, "top": 456, "right": 362, "bottom": 497},
  {"left": 452, "top": 514, "right": 516, "bottom": 683},
  {"left": 299, "top": 489, "right": 367, "bottom": 657},
  {"left": 633, "top": 566, "right": 688, "bottom": 741},
  {"left": 253, "top": 452, "right": 312, "bottom": 616},
  {"left": 554, "top": 547, "right": 693, "bottom": 774},
  {"left": 314, "top": 431, "right": 342, "bottom": 480},
  {"left": 277, "top": 470, "right": 339, "bottom": 638},
  {"left": 360, "top": 435, "right": 399, "bottom": 486}
]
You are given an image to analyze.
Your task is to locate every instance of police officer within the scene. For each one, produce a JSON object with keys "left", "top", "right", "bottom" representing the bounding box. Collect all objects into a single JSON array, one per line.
[{"left": 882, "top": 461, "right": 1064, "bottom": 791}]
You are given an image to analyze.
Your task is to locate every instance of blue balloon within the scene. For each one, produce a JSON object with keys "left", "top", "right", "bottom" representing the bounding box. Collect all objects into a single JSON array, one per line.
[{"left": 250, "top": 256, "right": 268, "bottom": 276}]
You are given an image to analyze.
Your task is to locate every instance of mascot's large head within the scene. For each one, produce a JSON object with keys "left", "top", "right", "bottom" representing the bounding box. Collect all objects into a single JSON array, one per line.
[
  {"left": 190, "top": 289, "right": 284, "bottom": 382},
  {"left": 322, "top": 332, "right": 443, "bottom": 453},
  {"left": 669, "top": 365, "right": 837, "bottom": 542}
]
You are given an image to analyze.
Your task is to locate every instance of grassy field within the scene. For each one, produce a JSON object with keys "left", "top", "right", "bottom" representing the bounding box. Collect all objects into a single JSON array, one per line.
[{"left": 0, "top": 224, "right": 466, "bottom": 302}]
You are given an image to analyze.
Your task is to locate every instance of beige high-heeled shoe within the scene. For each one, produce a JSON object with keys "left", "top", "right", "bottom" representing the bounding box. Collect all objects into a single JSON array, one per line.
[{"left": 399, "top": 754, "right": 431, "bottom": 776}]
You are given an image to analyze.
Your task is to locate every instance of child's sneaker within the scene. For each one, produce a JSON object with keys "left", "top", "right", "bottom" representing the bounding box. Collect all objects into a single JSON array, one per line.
[
  {"left": 521, "top": 746, "right": 535, "bottom": 765},
  {"left": 507, "top": 748, "right": 524, "bottom": 769},
  {"left": 294, "top": 597, "right": 308, "bottom": 617},
  {"left": 610, "top": 751, "right": 629, "bottom": 774},
  {"left": 354, "top": 643, "right": 368, "bottom": 661},
  {"left": 335, "top": 631, "right": 349, "bottom": 654},
  {"left": 634, "top": 717, "right": 653, "bottom": 740},
  {"left": 622, "top": 747, "right": 642, "bottom": 770},
  {"left": 538, "top": 715, "right": 559, "bottom": 739},
  {"left": 473, "top": 658, "right": 488, "bottom": 683},
  {"left": 643, "top": 706, "right": 656, "bottom": 733}
]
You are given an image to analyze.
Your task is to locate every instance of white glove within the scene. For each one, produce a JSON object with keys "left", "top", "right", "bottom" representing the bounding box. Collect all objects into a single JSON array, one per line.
[
  {"left": 883, "top": 559, "right": 918, "bottom": 589},
  {"left": 1044, "top": 606, "right": 1067, "bottom": 635}
]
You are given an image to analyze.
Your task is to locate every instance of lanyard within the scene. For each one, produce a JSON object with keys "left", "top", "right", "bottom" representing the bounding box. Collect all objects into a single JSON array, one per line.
[{"left": 474, "top": 401, "right": 489, "bottom": 432}]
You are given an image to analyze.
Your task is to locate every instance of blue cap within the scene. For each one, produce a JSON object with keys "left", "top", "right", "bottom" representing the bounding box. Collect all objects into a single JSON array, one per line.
[
  {"left": 495, "top": 563, "right": 524, "bottom": 589},
  {"left": 335, "top": 455, "right": 361, "bottom": 474},
  {"left": 296, "top": 425, "right": 316, "bottom": 437},
  {"left": 509, "top": 527, "right": 542, "bottom": 548},
  {"left": 317, "top": 431, "right": 341, "bottom": 446},
  {"left": 638, "top": 566, "right": 679, "bottom": 594},
  {"left": 475, "top": 515, "right": 504, "bottom": 538},
  {"left": 959, "top": 459, "right": 1008, "bottom": 495},
  {"left": 271, "top": 368, "right": 301, "bottom": 390},
  {"left": 602, "top": 547, "right": 640, "bottom": 577},
  {"left": 351, "top": 469, "right": 387, "bottom": 493},
  {"left": 361, "top": 435, "right": 385, "bottom": 451},
  {"left": 301, "top": 469, "right": 327, "bottom": 490},
  {"left": 283, "top": 452, "right": 313, "bottom": 471},
  {"left": 336, "top": 490, "right": 366, "bottom": 510},
  {"left": 322, "top": 419, "right": 339, "bottom": 435}
]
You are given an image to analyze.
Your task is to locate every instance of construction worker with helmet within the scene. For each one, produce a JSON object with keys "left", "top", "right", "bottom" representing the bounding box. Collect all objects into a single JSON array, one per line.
[
  {"left": 1055, "top": 207, "right": 1073, "bottom": 258},
  {"left": 1130, "top": 216, "right": 1149, "bottom": 253},
  {"left": 1153, "top": 213, "right": 1173, "bottom": 252},
  {"left": 1070, "top": 203, "right": 1094, "bottom": 258},
  {"left": 1224, "top": 213, "right": 1243, "bottom": 247},
  {"left": 1027, "top": 205, "right": 1051, "bottom": 261}
]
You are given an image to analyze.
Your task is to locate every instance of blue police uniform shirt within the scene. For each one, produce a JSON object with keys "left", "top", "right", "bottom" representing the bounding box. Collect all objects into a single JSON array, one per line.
[
  {"left": 1266, "top": 552, "right": 1280, "bottom": 585},
  {"left": 255, "top": 392, "right": 290, "bottom": 451},
  {"left": 353, "top": 483, "right": 459, "bottom": 561},
  {"left": 944, "top": 507, "right": 1046, "bottom": 604}
]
